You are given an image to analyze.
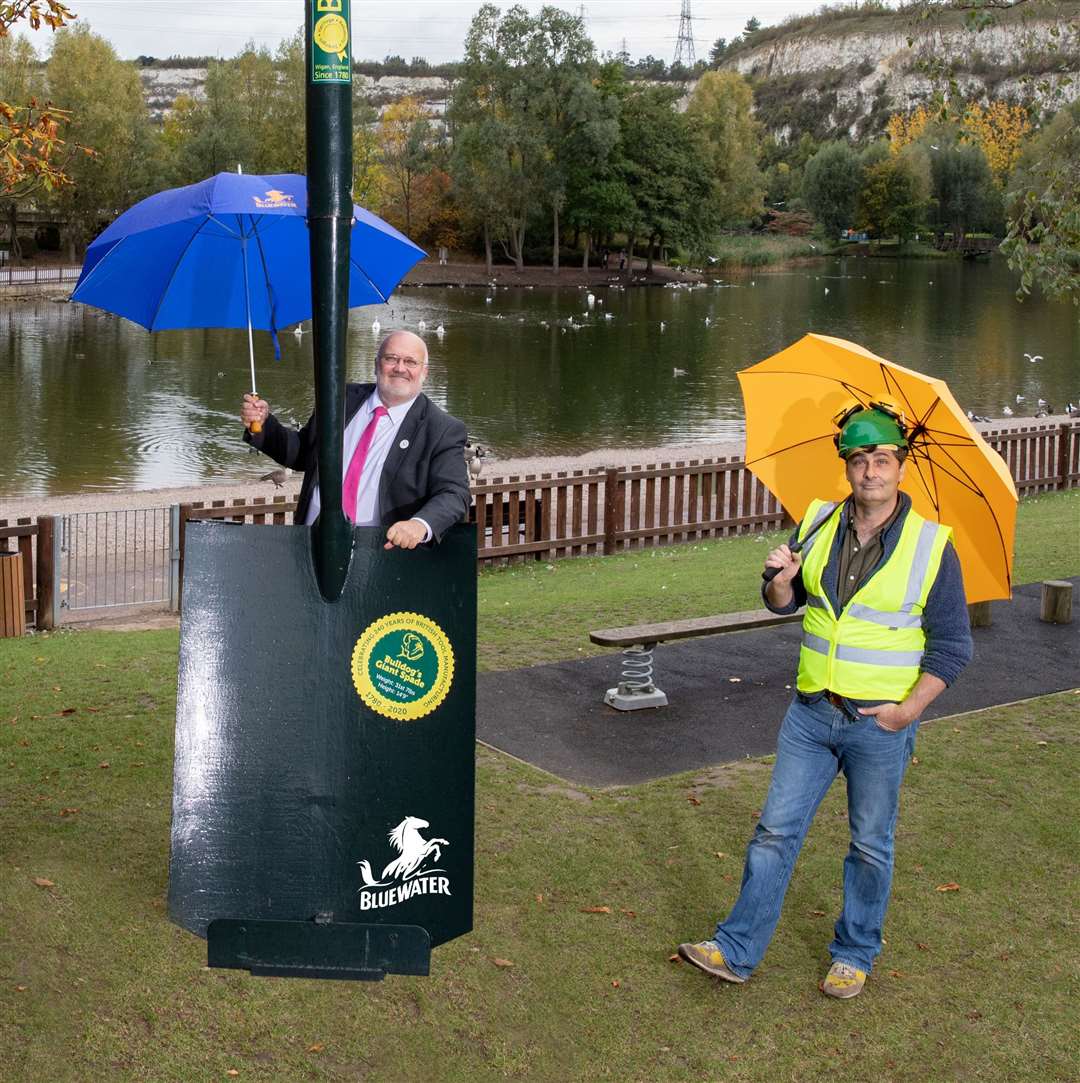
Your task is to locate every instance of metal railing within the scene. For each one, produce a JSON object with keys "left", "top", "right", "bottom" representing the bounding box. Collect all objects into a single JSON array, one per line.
[
  {"left": 0, "top": 264, "right": 81, "bottom": 286},
  {"left": 59, "top": 507, "right": 178, "bottom": 614}
]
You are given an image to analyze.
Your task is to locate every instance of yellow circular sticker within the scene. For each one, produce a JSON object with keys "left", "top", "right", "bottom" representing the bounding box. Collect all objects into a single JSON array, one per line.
[
  {"left": 313, "top": 13, "right": 349, "bottom": 54},
  {"left": 351, "top": 612, "right": 454, "bottom": 721}
]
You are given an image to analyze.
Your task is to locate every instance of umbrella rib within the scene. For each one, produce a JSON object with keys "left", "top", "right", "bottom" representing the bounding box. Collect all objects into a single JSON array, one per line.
[
  {"left": 248, "top": 214, "right": 282, "bottom": 336},
  {"left": 146, "top": 215, "right": 216, "bottom": 332},
  {"left": 744, "top": 431, "right": 837, "bottom": 467},
  {"left": 349, "top": 246, "right": 391, "bottom": 304}
]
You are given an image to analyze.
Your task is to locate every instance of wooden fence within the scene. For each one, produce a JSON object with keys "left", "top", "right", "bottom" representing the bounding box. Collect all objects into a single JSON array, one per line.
[{"left": 176, "top": 420, "right": 1080, "bottom": 567}]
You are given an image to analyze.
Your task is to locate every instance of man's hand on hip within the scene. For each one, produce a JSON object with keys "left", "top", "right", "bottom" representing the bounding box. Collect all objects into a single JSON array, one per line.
[
  {"left": 384, "top": 519, "right": 427, "bottom": 550},
  {"left": 857, "top": 702, "right": 915, "bottom": 731}
]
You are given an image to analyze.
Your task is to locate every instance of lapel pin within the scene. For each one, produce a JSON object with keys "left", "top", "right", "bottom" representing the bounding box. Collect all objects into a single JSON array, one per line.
[{"left": 399, "top": 438, "right": 410, "bottom": 449}]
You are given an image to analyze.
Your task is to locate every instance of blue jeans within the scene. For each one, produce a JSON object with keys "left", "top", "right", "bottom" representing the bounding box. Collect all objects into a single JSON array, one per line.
[{"left": 713, "top": 694, "right": 919, "bottom": 977}]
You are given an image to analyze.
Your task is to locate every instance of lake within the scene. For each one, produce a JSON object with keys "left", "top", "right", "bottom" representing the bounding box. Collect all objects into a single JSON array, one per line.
[{"left": 1, "top": 256, "right": 1076, "bottom": 498}]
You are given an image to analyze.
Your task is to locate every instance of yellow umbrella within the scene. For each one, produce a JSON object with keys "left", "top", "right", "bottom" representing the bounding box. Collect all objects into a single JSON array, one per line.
[{"left": 737, "top": 333, "right": 1017, "bottom": 603}]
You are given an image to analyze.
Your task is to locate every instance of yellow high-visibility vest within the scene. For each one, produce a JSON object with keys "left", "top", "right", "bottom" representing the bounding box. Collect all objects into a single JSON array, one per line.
[{"left": 796, "top": 498, "right": 952, "bottom": 701}]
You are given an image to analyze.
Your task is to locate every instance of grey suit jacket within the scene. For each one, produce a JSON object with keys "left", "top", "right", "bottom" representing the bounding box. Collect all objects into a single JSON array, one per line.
[{"left": 243, "top": 383, "right": 470, "bottom": 540}]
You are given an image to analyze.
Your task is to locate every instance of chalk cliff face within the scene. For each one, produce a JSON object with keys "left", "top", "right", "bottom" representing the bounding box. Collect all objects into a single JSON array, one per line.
[
  {"left": 720, "top": 12, "right": 1079, "bottom": 142},
  {"left": 138, "top": 69, "right": 452, "bottom": 124},
  {"left": 137, "top": 9, "right": 1078, "bottom": 137}
]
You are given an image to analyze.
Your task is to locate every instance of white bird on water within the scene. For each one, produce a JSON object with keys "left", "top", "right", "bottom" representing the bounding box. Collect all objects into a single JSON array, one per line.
[
  {"left": 659, "top": 321, "right": 666, "bottom": 332},
  {"left": 1024, "top": 353, "right": 1043, "bottom": 363},
  {"left": 434, "top": 324, "right": 445, "bottom": 336},
  {"left": 371, "top": 318, "right": 380, "bottom": 334},
  {"left": 704, "top": 316, "right": 711, "bottom": 327},
  {"left": 1016, "top": 393, "right": 1025, "bottom": 403},
  {"left": 417, "top": 319, "right": 427, "bottom": 331},
  {"left": 1003, "top": 405, "right": 1014, "bottom": 416},
  {"left": 485, "top": 296, "right": 493, "bottom": 304},
  {"left": 673, "top": 367, "right": 688, "bottom": 377},
  {"left": 824, "top": 287, "right": 830, "bottom": 296},
  {"left": 586, "top": 293, "right": 596, "bottom": 307},
  {"left": 293, "top": 322, "right": 307, "bottom": 339}
]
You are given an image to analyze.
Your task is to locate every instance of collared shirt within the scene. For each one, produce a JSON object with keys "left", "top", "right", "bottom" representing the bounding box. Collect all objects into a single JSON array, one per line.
[
  {"left": 762, "top": 492, "right": 973, "bottom": 708},
  {"left": 836, "top": 499, "right": 903, "bottom": 609},
  {"left": 304, "top": 392, "right": 430, "bottom": 539}
]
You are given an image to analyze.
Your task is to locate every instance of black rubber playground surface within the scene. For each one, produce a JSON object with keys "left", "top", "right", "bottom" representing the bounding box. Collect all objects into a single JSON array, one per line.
[{"left": 476, "top": 577, "right": 1080, "bottom": 787}]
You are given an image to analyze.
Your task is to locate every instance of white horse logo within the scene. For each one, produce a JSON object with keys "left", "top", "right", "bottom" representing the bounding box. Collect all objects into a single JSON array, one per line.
[{"left": 357, "top": 816, "right": 449, "bottom": 888}]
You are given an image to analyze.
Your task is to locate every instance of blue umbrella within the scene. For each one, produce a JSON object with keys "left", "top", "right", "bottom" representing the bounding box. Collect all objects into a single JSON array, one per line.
[{"left": 71, "top": 170, "right": 425, "bottom": 414}]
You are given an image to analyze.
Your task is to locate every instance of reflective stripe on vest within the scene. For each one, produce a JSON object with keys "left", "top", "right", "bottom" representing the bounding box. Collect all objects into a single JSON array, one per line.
[{"left": 795, "top": 498, "right": 952, "bottom": 701}]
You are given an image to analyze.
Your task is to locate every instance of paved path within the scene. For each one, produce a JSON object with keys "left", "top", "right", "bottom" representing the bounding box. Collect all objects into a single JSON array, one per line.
[{"left": 476, "top": 577, "right": 1080, "bottom": 787}]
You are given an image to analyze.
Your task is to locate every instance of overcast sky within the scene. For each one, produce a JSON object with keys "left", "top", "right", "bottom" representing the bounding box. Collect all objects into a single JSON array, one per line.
[{"left": 30, "top": 1, "right": 835, "bottom": 64}]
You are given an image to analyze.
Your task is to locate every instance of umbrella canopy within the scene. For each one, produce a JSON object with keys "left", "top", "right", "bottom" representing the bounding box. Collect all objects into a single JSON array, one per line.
[
  {"left": 737, "top": 333, "right": 1018, "bottom": 603},
  {"left": 71, "top": 171, "right": 425, "bottom": 334}
]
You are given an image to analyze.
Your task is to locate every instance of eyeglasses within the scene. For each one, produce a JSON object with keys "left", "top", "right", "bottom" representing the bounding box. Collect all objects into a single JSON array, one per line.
[{"left": 379, "top": 353, "right": 424, "bottom": 369}]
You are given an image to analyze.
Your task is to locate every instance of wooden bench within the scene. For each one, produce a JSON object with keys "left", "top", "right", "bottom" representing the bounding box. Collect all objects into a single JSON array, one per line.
[{"left": 589, "top": 611, "right": 802, "bottom": 711}]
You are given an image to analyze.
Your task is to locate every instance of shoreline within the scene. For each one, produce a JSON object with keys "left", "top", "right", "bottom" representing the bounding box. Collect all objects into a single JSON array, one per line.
[{"left": 0, "top": 415, "right": 1068, "bottom": 521}]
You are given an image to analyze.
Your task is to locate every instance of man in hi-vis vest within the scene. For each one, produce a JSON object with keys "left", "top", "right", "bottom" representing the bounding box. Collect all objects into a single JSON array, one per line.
[{"left": 679, "top": 406, "right": 972, "bottom": 999}]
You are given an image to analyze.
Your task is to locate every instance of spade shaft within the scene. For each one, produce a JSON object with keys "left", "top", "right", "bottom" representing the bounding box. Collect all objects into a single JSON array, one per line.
[{"left": 305, "top": 0, "right": 354, "bottom": 601}]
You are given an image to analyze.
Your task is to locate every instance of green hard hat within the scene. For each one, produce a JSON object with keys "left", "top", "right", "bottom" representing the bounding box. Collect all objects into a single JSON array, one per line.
[{"left": 836, "top": 407, "right": 907, "bottom": 457}]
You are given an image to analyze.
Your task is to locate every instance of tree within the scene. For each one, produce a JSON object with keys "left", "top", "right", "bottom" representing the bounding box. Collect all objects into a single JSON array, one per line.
[
  {"left": 960, "top": 100, "right": 1031, "bottom": 189},
  {"left": 921, "top": 124, "right": 998, "bottom": 242},
  {"left": 376, "top": 96, "right": 438, "bottom": 236},
  {"left": 1001, "top": 100, "right": 1080, "bottom": 303},
  {"left": 744, "top": 17, "right": 761, "bottom": 36},
  {"left": 857, "top": 150, "right": 930, "bottom": 243},
  {"left": 46, "top": 25, "right": 158, "bottom": 259},
  {"left": 708, "top": 37, "right": 727, "bottom": 66},
  {"left": 0, "top": 1, "right": 78, "bottom": 217},
  {"left": 801, "top": 141, "right": 862, "bottom": 237},
  {"left": 685, "top": 70, "right": 764, "bottom": 227},
  {"left": 619, "top": 85, "right": 714, "bottom": 273}
]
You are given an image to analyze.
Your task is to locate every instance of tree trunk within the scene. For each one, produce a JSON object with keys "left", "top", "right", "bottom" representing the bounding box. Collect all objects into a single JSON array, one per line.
[
  {"left": 552, "top": 202, "right": 560, "bottom": 275},
  {"left": 624, "top": 235, "right": 635, "bottom": 282},
  {"left": 483, "top": 220, "right": 493, "bottom": 277},
  {"left": 5, "top": 203, "right": 21, "bottom": 262},
  {"left": 582, "top": 230, "right": 590, "bottom": 271},
  {"left": 647, "top": 235, "right": 656, "bottom": 274}
]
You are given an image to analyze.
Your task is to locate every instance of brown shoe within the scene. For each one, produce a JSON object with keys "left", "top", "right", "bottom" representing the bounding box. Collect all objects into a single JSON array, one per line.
[
  {"left": 821, "top": 960, "right": 867, "bottom": 998},
  {"left": 677, "top": 940, "right": 747, "bottom": 983}
]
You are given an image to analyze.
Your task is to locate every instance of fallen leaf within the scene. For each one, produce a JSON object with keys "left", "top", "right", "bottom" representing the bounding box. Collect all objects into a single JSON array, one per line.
[
  {"left": 57, "top": 708, "right": 77, "bottom": 716},
  {"left": 714, "top": 852, "right": 727, "bottom": 859},
  {"left": 619, "top": 909, "right": 636, "bottom": 918},
  {"left": 916, "top": 942, "right": 929, "bottom": 951},
  {"left": 98, "top": 762, "right": 110, "bottom": 769},
  {"left": 751, "top": 809, "right": 761, "bottom": 818},
  {"left": 307, "top": 1043, "right": 324, "bottom": 1053},
  {"left": 226, "top": 1072, "right": 239, "bottom": 1079},
  {"left": 1036, "top": 740, "right": 1048, "bottom": 747},
  {"left": 59, "top": 808, "right": 79, "bottom": 816},
  {"left": 492, "top": 957, "right": 514, "bottom": 968},
  {"left": 611, "top": 979, "right": 621, "bottom": 988},
  {"left": 15, "top": 985, "right": 27, "bottom": 992},
  {"left": 965, "top": 1010, "right": 982, "bottom": 1022},
  {"left": 580, "top": 906, "right": 612, "bottom": 914},
  {"left": 535, "top": 894, "right": 543, "bottom": 904},
  {"left": 911, "top": 756, "right": 920, "bottom": 765},
  {"left": 32, "top": 877, "right": 55, "bottom": 888},
  {"left": 809, "top": 909, "right": 826, "bottom": 917},
  {"left": 687, "top": 795, "right": 702, "bottom": 806},
  {"left": 936, "top": 882, "right": 961, "bottom": 892},
  {"left": 85, "top": 707, "right": 100, "bottom": 713},
  {"left": 668, "top": 954, "right": 681, "bottom": 963},
  {"left": 889, "top": 969, "right": 904, "bottom": 978}
]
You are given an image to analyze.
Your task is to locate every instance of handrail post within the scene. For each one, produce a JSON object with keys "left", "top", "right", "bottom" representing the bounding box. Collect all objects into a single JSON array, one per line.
[
  {"left": 36, "top": 515, "right": 56, "bottom": 630},
  {"left": 1057, "top": 422, "right": 1071, "bottom": 491},
  {"left": 603, "top": 467, "right": 619, "bottom": 555}
]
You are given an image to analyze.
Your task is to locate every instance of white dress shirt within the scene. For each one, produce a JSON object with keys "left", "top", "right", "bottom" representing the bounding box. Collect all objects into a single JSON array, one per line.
[{"left": 304, "top": 391, "right": 430, "bottom": 538}]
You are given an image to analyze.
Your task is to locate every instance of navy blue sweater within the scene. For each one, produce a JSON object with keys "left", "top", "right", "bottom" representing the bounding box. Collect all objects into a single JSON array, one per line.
[{"left": 763, "top": 493, "right": 973, "bottom": 706}]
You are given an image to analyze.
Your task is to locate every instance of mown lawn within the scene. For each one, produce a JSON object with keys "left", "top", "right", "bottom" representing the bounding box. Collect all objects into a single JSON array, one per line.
[
  {"left": 1, "top": 489, "right": 1076, "bottom": 1080},
  {"left": 0, "top": 628, "right": 1076, "bottom": 1080}
]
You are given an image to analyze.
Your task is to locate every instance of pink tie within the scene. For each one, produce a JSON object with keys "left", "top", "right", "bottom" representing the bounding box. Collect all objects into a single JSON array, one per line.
[{"left": 342, "top": 405, "right": 389, "bottom": 523}]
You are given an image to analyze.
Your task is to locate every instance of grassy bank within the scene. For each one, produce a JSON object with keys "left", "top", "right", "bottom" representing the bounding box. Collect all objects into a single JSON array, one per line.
[
  {"left": 479, "top": 489, "right": 1080, "bottom": 671},
  {"left": 1, "top": 623, "right": 1076, "bottom": 1080},
  {"left": 706, "top": 233, "right": 826, "bottom": 269}
]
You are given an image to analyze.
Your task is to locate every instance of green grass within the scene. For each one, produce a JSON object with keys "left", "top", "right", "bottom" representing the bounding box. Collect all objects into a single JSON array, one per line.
[
  {"left": 1, "top": 628, "right": 1077, "bottom": 1081},
  {"left": 479, "top": 488, "right": 1080, "bottom": 671}
]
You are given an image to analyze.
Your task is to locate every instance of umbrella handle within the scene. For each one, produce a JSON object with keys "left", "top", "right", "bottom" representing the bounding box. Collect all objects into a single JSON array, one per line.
[{"left": 247, "top": 393, "right": 263, "bottom": 435}]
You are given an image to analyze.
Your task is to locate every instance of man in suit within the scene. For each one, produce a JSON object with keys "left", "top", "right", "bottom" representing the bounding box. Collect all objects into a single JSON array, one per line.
[{"left": 240, "top": 330, "right": 469, "bottom": 549}]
